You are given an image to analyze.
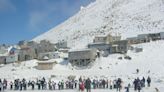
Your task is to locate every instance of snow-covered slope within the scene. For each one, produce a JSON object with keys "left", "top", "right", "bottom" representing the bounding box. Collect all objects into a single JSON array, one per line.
[{"left": 33, "top": 0, "right": 164, "bottom": 49}]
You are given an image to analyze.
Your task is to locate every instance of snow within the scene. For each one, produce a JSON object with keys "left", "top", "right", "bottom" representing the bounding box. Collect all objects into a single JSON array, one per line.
[
  {"left": 33, "top": 0, "right": 164, "bottom": 49},
  {"left": 0, "top": 40, "right": 164, "bottom": 91}
]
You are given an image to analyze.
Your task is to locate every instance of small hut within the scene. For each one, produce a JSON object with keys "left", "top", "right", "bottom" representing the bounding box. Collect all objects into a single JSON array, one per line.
[{"left": 36, "top": 61, "right": 55, "bottom": 70}]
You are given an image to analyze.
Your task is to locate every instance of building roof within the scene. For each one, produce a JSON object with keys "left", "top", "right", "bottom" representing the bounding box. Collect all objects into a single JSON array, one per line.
[
  {"left": 127, "top": 37, "right": 138, "bottom": 40},
  {"left": 88, "top": 42, "right": 109, "bottom": 45},
  {"left": 37, "top": 61, "right": 55, "bottom": 64},
  {"left": 43, "top": 56, "right": 49, "bottom": 60},
  {"left": 69, "top": 48, "right": 92, "bottom": 52}
]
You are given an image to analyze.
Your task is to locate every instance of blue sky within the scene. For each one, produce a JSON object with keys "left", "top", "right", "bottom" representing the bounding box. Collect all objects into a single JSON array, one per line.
[{"left": 0, "top": 0, "right": 95, "bottom": 44}]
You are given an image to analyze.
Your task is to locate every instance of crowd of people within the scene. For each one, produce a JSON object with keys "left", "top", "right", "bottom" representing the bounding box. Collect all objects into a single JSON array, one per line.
[
  {"left": 0, "top": 76, "right": 152, "bottom": 92},
  {"left": 132, "top": 76, "right": 151, "bottom": 92}
]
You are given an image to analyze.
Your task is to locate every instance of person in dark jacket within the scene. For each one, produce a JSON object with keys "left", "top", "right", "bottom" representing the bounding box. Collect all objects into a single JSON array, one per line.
[
  {"left": 133, "top": 79, "right": 138, "bottom": 91},
  {"left": 141, "top": 77, "right": 145, "bottom": 87},
  {"left": 31, "top": 81, "right": 35, "bottom": 90},
  {"left": 85, "top": 78, "right": 91, "bottom": 92},
  {"left": 20, "top": 82, "right": 23, "bottom": 91},
  {"left": 0, "top": 79, "right": 2, "bottom": 91},
  {"left": 125, "top": 86, "right": 129, "bottom": 92},
  {"left": 137, "top": 81, "right": 142, "bottom": 92},
  {"left": 102, "top": 79, "right": 106, "bottom": 89},
  {"left": 147, "top": 76, "right": 151, "bottom": 87},
  {"left": 116, "top": 78, "right": 122, "bottom": 92},
  {"left": 36, "top": 80, "right": 41, "bottom": 90}
]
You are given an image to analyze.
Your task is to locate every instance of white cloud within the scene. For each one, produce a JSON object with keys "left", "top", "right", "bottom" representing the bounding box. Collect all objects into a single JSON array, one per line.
[{"left": 0, "top": 0, "right": 16, "bottom": 12}]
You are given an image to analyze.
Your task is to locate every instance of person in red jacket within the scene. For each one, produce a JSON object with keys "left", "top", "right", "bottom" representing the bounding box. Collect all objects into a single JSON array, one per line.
[{"left": 79, "top": 81, "right": 85, "bottom": 92}]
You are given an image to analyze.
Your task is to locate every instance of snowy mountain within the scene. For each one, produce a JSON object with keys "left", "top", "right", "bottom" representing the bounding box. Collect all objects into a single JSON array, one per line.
[{"left": 33, "top": 0, "right": 164, "bottom": 49}]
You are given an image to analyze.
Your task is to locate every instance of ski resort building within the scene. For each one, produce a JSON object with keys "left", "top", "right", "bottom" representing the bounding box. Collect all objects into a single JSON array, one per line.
[
  {"left": 112, "top": 40, "right": 129, "bottom": 53},
  {"left": 18, "top": 47, "right": 37, "bottom": 61},
  {"left": 137, "top": 34, "right": 150, "bottom": 43},
  {"left": 6, "top": 55, "right": 18, "bottom": 64},
  {"left": 88, "top": 43, "right": 111, "bottom": 51},
  {"left": 0, "top": 46, "right": 8, "bottom": 55},
  {"left": 88, "top": 43, "right": 111, "bottom": 57},
  {"left": 38, "top": 52, "right": 60, "bottom": 60},
  {"left": 0, "top": 56, "right": 6, "bottom": 64},
  {"left": 93, "top": 33, "right": 121, "bottom": 44},
  {"left": 18, "top": 40, "right": 28, "bottom": 48},
  {"left": 37, "top": 40, "right": 55, "bottom": 53},
  {"left": 137, "top": 33, "right": 161, "bottom": 43},
  {"left": 58, "top": 48, "right": 70, "bottom": 53},
  {"left": 148, "top": 33, "right": 161, "bottom": 41},
  {"left": 93, "top": 35, "right": 108, "bottom": 43},
  {"left": 38, "top": 40, "right": 56, "bottom": 53},
  {"left": 160, "top": 32, "right": 164, "bottom": 40},
  {"left": 108, "top": 35, "right": 121, "bottom": 43},
  {"left": 55, "top": 40, "right": 68, "bottom": 49},
  {"left": 68, "top": 49, "right": 97, "bottom": 67},
  {"left": 127, "top": 37, "right": 139, "bottom": 44}
]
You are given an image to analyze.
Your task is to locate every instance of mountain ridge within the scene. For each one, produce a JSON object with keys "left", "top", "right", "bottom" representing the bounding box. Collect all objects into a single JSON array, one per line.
[{"left": 33, "top": 0, "right": 164, "bottom": 49}]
